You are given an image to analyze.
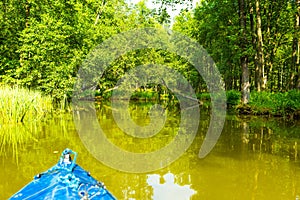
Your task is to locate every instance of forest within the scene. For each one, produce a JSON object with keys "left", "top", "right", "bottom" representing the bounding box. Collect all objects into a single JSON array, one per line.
[
  {"left": 0, "top": 0, "right": 300, "bottom": 117},
  {"left": 1, "top": 2, "right": 300, "bottom": 199}
]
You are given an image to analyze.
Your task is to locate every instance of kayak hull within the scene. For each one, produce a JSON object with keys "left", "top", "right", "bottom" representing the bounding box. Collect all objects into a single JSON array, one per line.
[{"left": 9, "top": 149, "right": 116, "bottom": 200}]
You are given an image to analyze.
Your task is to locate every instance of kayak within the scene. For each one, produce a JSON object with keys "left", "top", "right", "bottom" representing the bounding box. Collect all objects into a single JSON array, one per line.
[{"left": 9, "top": 148, "right": 116, "bottom": 200}]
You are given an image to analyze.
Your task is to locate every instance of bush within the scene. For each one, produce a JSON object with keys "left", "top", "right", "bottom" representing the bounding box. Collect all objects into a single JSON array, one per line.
[
  {"left": 131, "top": 90, "right": 156, "bottom": 100},
  {"left": 196, "top": 93, "right": 211, "bottom": 101},
  {"left": 249, "top": 90, "right": 300, "bottom": 116},
  {"left": 226, "top": 90, "right": 241, "bottom": 106}
]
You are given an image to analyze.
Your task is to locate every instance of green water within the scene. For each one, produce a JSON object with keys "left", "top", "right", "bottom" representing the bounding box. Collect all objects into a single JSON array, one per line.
[{"left": 1, "top": 102, "right": 300, "bottom": 199}]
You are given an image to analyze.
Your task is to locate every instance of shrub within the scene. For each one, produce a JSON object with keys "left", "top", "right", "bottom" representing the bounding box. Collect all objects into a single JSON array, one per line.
[
  {"left": 249, "top": 90, "right": 300, "bottom": 116},
  {"left": 226, "top": 90, "right": 241, "bottom": 106},
  {"left": 196, "top": 93, "right": 211, "bottom": 101}
]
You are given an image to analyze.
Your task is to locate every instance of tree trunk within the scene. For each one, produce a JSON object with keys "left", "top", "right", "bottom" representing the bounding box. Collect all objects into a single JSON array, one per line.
[
  {"left": 94, "top": 0, "right": 106, "bottom": 26},
  {"left": 255, "top": 0, "right": 265, "bottom": 91},
  {"left": 25, "top": 0, "right": 30, "bottom": 28},
  {"left": 20, "top": 0, "right": 31, "bottom": 70},
  {"left": 239, "top": 0, "right": 250, "bottom": 104},
  {"left": 250, "top": 1, "right": 259, "bottom": 90},
  {"left": 294, "top": 0, "right": 300, "bottom": 89},
  {"left": 265, "top": 2, "right": 273, "bottom": 91}
]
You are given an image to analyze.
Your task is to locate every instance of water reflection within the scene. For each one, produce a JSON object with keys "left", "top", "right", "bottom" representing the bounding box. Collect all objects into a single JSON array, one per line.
[
  {"left": 219, "top": 115, "right": 300, "bottom": 162},
  {"left": 1, "top": 102, "right": 300, "bottom": 199},
  {"left": 147, "top": 172, "right": 196, "bottom": 200}
]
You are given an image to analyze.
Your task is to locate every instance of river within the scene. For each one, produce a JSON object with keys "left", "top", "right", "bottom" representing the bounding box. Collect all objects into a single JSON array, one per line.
[{"left": 1, "top": 101, "right": 300, "bottom": 199}]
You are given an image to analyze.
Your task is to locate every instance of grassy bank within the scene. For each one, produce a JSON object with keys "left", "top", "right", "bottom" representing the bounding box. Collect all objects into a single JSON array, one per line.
[
  {"left": 96, "top": 88, "right": 300, "bottom": 119},
  {"left": 196, "top": 90, "right": 300, "bottom": 118},
  {"left": 236, "top": 90, "right": 300, "bottom": 118},
  {"left": 5, "top": 84, "right": 297, "bottom": 121},
  {"left": 0, "top": 85, "right": 54, "bottom": 123}
]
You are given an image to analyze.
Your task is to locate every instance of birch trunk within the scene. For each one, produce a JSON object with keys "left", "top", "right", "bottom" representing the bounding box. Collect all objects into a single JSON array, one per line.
[
  {"left": 255, "top": 0, "right": 265, "bottom": 91},
  {"left": 239, "top": 0, "right": 250, "bottom": 104}
]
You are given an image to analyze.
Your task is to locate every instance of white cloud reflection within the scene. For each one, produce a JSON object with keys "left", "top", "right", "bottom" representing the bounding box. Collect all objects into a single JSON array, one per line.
[{"left": 147, "top": 172, "right": 196, "bottom": 200}]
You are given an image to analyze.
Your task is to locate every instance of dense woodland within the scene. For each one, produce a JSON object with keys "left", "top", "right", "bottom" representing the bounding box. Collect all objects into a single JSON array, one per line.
[
  {"left": 173, "top": 0, "right": 300, "bottom": 104},
  {"left": 0, "top": 0, "right": 299, "bottom": 107}
]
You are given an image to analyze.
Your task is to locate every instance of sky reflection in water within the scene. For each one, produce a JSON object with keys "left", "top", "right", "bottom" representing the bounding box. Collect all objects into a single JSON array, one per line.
[{"left": 147, "top": 172, "right": 196, "bottom": 200}]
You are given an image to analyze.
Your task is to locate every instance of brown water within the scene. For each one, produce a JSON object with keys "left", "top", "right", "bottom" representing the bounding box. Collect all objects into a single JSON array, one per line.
[{"left": 1, "top": 102, "right": 300, "bottom": 200}]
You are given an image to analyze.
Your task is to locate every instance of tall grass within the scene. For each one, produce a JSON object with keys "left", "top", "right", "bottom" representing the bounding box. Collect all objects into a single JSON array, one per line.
[{"left": 0, "top": 85, "right": 53, "bottom": 123}]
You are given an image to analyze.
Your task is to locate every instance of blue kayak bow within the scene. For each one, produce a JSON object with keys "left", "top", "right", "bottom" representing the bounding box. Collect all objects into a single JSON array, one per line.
[{"left": 9, "top": 148, "right": 116, "bottom": 200}]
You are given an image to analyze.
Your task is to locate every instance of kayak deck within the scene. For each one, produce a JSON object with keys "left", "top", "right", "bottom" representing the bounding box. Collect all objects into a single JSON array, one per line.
[{"left": 9, "top": 148, "right": 116, "bottom": 200}]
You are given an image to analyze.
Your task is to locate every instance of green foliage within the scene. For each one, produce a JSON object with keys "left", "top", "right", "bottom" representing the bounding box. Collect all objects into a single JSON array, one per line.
[
  {"left": 0, "top": 0, "right": 299, "bottom": 110},
  {"left": 226, "top": 90, "right": 241, "bottom": 106},
  {"left": 249, "top": 90, "right": 300, "bottom": 116},
  {"left": 196, "top": 90, "right": 241, "bottom": 107},
  {"left": 173, "top": 0, "right": 298, "bottom": 92},
  {"left": 196, "top": 93, "right": 210, "bottom": 101},
  {"left": 1, "top": 0, "right": 148, "bottom": 103},
  {"left": 131, "top": 89, "right": 157, "bottom": 100}
]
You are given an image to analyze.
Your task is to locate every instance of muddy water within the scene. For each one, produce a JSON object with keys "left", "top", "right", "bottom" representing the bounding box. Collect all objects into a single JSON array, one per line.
[{"left": 1, "top": 102, "right": 299, "bottom": 199}]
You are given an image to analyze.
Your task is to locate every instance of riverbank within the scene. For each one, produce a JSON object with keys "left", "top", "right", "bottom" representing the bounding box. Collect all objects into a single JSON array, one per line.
[
  {"left": 109, "top": 89, "right": 300, "bottom": 119},
  {"left": 2, "top": 84, "right": 299, "bottom": 120},
  {"left": 105, "top": 89, "right": 300, "bottom": 119},
  {"left": 235, "top": 90, "right": 300, "bottom": 119}
]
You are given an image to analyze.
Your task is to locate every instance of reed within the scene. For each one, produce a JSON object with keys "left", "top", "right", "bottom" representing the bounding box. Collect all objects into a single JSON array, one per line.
[{"left": 0, "top": 85, "right": 53, "bottom": 123}]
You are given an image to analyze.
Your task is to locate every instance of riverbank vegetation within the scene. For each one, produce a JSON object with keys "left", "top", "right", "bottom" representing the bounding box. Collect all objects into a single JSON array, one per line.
[
  {"left": 238, "top": 90, "right": 300, "bottom": 118},
  {"left": 0, "top": 0, "right": 299, "bottom": 118},
  {"left": 0, "top": 85, "right": 53, "bottom": 123}
]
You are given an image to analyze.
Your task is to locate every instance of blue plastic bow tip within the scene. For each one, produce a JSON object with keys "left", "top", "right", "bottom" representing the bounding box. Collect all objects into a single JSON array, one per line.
[{"left": 9, "top": 148, "right": 116, "bottom": 200}]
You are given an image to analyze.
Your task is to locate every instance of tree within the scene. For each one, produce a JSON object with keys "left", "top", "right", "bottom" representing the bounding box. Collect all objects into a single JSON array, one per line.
[
  {"left": 1, "top": 0, "right": 145, "bottom": 103},
  {"left": 293, "top": 0, "right": 300, "bottom": 89},
  {"left": 239, "top": 0, "right": 250, "bottom": 103},
  {"left": 255, "top": 0, "right": 265, "bottom": 91}
]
